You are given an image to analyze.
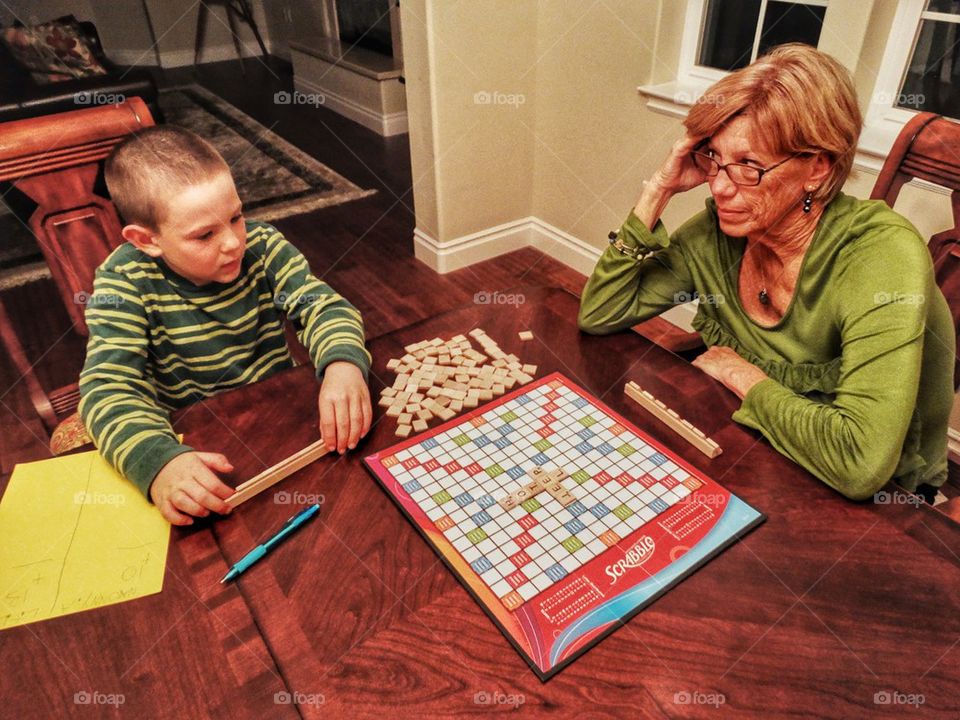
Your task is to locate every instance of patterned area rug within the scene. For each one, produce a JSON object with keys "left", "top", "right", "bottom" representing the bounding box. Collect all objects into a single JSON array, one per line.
[{"left": 0, "top": 84, "right": 375, "bottom": 289}]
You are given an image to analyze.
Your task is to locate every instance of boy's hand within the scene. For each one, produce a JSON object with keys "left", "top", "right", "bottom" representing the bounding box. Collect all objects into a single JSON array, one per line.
[
  {"left": 318, "top": 361, "right": 372, "bottom": 454},
  {"left": 150, "top": 451, "right": 236, "bottom": 526}
]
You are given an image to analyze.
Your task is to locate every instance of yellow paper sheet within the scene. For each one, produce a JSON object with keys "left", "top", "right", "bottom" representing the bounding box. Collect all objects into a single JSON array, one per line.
[{"left": 0, "top": 448, "right": 170, "bottom": 630}]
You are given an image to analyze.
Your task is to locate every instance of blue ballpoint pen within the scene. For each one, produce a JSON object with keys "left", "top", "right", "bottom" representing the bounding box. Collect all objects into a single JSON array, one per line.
[{"left": 220, "top": 504, "right": 320, "bottom": 583}]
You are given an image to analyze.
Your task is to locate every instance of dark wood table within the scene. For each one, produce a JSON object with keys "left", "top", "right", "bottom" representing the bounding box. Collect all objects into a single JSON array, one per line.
[{"left": 3, "top": 287, "right": 959, "bottom": 719}]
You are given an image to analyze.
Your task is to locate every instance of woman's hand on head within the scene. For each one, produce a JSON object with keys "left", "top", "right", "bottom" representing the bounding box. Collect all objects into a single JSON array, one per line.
[
  {"left": 632, "top": 134, "right": 708, "bottom": 229},
  {"left": 650, "top": 135, "right": 709, "bottom": 195}
]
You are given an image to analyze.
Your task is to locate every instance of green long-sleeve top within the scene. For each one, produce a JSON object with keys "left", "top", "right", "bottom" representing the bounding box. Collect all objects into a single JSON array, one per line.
[
  {"left": 578, "top": 193, "right": 955, "bottom": 500},
  {"left": 79, "top": 220, "right": 371, "bottom": 498}
]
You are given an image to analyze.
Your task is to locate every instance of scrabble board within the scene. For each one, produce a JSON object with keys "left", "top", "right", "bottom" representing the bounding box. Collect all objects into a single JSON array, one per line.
[{"left": 364, "top": 372, "right": 764, "bottom": 680}]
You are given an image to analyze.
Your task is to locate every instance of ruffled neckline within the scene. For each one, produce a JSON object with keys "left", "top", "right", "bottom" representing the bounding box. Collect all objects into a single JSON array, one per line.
[{"left": 693, "top": 312, "right": 842, "bottom": 393}]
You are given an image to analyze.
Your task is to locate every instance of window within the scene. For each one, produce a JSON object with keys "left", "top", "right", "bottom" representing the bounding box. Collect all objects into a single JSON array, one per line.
[
  {"left": 896, "top": 0, "right": 960, "bottom": 117},
  {"left": 698, "top": 0, "right": 828, "bottom": 71},
  {"left": 861, "top": 0, "right": 960, "bottom": 162},
  {"left": 639, "top": 0, "right": 959, "bottom": 167},
  {"left": 638, "top": 0, "right": 831, "bottom": 118}
]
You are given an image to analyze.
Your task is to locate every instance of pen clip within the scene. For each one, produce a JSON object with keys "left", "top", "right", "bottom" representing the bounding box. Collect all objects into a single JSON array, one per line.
[{"left": 281, "top": 503, "right": 318, "bottom": 529}]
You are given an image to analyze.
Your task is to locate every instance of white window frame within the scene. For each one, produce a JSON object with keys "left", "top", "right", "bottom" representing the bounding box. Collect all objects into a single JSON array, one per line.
[
  {"left": 640, "top": 0, "right": 829, "bottom": 116},
  {"left": 638, "top": 0, "right": 947, "bottom": 172},
  {"left": 860, "top": 0, "right": 958, "bottom": 164},
  {"left": 683, "top": 0, "right": 830, "bottom": 78}
]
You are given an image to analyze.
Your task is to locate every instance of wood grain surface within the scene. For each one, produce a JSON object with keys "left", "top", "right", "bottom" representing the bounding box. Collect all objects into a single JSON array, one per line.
[{"left": 3, "top": 287, "right": 958, "bottom": 719}]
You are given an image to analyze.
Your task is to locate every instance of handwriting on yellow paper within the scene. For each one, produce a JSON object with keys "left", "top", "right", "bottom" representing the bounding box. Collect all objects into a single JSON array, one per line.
[{"left": 0, "top": 448, "right": 169, "bottom": 630}]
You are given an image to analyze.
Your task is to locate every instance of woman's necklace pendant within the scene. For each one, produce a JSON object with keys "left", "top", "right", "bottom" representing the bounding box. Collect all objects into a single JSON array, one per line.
[{"left": 758, "top": 288, "right": 770, "bottom": 306}]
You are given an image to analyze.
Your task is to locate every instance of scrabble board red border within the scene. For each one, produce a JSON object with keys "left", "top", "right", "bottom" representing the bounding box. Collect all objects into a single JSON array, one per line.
[{"left": 363, "top": 372, "right": 765, "bottom": 681}]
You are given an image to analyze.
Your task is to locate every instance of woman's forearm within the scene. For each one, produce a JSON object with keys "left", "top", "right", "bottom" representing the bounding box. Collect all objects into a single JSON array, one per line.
[{"left": 633, "top": 180, "right": 674, "bottom": 231}]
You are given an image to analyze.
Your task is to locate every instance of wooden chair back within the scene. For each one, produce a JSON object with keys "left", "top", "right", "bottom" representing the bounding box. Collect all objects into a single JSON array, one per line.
[
  {"left": 0, "top": 97, "right": 154, "bottom": 335},
  {"left": 0, "top": 98, "right": 154, "bottom": 436}
]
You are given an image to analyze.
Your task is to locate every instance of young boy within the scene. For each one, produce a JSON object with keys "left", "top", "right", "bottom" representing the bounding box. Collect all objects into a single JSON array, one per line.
[{"left": 79, "top": 126, "right": 372, "bottom": 526}]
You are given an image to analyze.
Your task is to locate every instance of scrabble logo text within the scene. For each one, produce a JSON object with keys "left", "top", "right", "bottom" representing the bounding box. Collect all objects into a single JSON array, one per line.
[{"left": 606, "top": 536, "right": 655, "bottom": 585}]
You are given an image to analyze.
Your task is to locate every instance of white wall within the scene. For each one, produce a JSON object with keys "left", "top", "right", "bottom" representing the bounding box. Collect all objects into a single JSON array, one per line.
[{"left": 260, "top": 1, "right": 328, "bottom": 62}]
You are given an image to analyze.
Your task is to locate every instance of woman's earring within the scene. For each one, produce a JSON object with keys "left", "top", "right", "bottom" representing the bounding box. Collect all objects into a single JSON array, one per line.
[{"left": 802, "top": 191, "right": 813, "bottom": 213}]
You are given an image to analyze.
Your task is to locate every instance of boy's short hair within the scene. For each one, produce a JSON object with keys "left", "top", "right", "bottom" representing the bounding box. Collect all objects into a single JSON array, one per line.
[{"left": 105, "top": 125, "right": 230, "bottom": 230}]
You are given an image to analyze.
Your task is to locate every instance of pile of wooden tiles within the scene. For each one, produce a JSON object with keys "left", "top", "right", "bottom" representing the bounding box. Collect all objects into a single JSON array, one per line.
[{"left": 379, "top": 329, "right": 538, "bottom": 437}]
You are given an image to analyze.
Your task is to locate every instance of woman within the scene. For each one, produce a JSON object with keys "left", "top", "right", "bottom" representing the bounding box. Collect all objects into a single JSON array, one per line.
[{"left": 578, "top": 43, "right": 954, "bottom": 501}]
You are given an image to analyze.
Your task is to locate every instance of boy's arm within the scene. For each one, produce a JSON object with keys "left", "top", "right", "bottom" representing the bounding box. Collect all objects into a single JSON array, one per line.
[
  {"left": 261, "top": 229, "right": 372, "bottom": 451},
  {"left": 262, "top": 229, "right": 371, "bottom": 378},
  {"left": 78, "top": 269, "right": 192, "bottom": 497},
  {"left": 78, "top": 269, "right": 236, "bottom": 523}
]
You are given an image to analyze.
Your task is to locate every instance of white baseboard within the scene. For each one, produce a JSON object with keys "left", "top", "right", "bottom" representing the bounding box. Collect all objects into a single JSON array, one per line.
[
  {"left": 528, "top": 217, "right": 607, "bottom": 277},
  {"left": 414, "top": 218, "right": 535, "bottom": 273},
  {"left": 295, "top": 76, "right": 408, "bottom": 136},
  {"left": 949, "top": 428, "right": 960, "bottom": 464},
  {"left": 413, "top": 216, "right": 699, "bottom": 330}
]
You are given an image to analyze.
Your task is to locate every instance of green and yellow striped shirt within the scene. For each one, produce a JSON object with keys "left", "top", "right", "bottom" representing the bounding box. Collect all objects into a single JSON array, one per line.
[{"left": 79, "top": 220, "right": 371, "bottom": 497}]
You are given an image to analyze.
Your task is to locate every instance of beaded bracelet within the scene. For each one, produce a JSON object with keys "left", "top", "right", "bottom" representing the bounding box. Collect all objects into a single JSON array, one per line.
[{"left": 608, "top": 231, "right": 650, "bottom": 260}]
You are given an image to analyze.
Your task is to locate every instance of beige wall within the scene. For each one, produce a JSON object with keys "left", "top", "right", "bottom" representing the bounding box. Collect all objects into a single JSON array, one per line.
[
  {"left": 530, "top": 0, "right": 711, "bottom": 246},
  {"left": 404, "top": 0, "right": 959, "bottom": 438},
  {"left": 0, "top": 0, "right": 273, "bottom": 67},
  {"left": 399, "top": 0, "right": 440, "bottom": 238},
  {"left": 405, "top": 0, "right": 955, "bottom": 248},
  {"left": 853, "top": 0, "right": 899, "bottom": 103},
  {"left": 401, "top": 0, "right": 537, "bottom": 241}
]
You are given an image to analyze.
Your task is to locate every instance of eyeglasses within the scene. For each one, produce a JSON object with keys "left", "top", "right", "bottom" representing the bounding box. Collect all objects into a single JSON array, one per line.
[{"left": 690, "top": 149, "right": 800, "bottom": 187}]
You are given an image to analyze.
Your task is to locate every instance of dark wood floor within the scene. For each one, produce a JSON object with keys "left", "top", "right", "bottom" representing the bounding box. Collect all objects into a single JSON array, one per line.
[{"left": 0, "top": 57, "right": 586, "bottom": 474}]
